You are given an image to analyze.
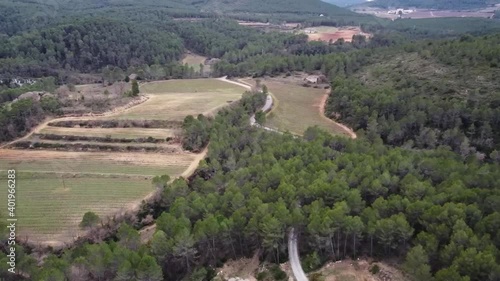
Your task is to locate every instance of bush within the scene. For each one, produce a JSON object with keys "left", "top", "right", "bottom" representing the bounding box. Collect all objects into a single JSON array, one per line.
[
  {"left": 302, "top": 251, "right": 322, "bottom": 273},
  {"left": 269, "top": 265, "right": 287, "bottom": 281},
  {"left": 370, "top": 264, "right": 380, "bottom": 274},
  {"left": 80, "top": 211, "right": 100, "bottom": 228}
]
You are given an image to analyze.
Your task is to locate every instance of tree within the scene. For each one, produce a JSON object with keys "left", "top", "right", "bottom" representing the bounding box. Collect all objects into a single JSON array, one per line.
[
  {"left": 131, "top": 79, "right": 140, "bottom": 96},
  {"left": 80, "top": 211, "right": 100, "bottom": 228},
  {"left": 117, "top": 224, "right": 141, "bottom": 251},
  {"left": 150, "top": 231, "right": 170, "bottom": 262},
  {"left": 136, "top": 255, "right": 163, "bottom": 281},
  {"left": 172, "top": 228, "right": 197, "bottom": 271},
  {"left": 403, "top": 245, "right": 433, "bottom": 281},
  {"left": 262, "top": 84, "right": 268, "bottom": 94},
  {"left": 255, "top": 110, "right": 266, "bottom": 125}
]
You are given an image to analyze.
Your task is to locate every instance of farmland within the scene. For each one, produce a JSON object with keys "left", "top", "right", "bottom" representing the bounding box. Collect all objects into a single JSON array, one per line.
[
  {"left": 39, "top": 126, "right": 178, "bottom": 139},
  {"left": 0, "top": 172, "right": 154, "bottom": 244},
  {"left": 109, "top": 79, "right": 245, "bottom": 120},
  {"left": 0, "top": 78, "right": 246, "bottom": 244},
  {"left": 301, "top": 26, "right": 369, "bottom": 42},
  {"left": 244, "top": 78, "right": 356, "bottom": 138},
  {"left": 182, "top": 53, "right": 209, "bottom": 73}
]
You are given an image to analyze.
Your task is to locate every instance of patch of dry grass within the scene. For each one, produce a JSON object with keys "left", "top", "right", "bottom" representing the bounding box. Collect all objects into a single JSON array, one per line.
[
  {"left": 182, "top": 53, "right": 209, "bottom": 72},
  {"left": 112, "top": 79, "right": 246, "bottom": 120},
  {"left": 39, "top": 126, "right": 177, "bottom": 139},
  {"left": 244, "top": 78, "right": 353, "bottom": 137}
]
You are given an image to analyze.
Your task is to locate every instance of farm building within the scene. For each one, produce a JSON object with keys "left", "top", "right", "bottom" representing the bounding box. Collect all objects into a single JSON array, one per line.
[{"left": 304, "top": 75, "right": 320, "bottom": 84}]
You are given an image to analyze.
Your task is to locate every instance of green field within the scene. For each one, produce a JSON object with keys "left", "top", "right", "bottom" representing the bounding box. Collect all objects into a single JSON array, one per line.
[
  {"left": 0, "top": 173, "right": 153, "bottom": 243},
  {"left": 248, "top": 79, "right": 355, "bottom": 137},
  {"left": 182, "top": 53, "right": 209, "bottom": 72},
  {"left": 108, "top": 79, "right": 246, "bottom": 120},
  {"left": 0, "top": 79, "right": 240, "bottom": 244},
  {"left": 0, "top": 149, "right": 196, "bottom": 243}
]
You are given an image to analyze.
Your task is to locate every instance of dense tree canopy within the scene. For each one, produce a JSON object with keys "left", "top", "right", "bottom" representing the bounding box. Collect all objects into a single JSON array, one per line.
[{"left": 0, "top": 18, "right": 183, "bottom": 77}]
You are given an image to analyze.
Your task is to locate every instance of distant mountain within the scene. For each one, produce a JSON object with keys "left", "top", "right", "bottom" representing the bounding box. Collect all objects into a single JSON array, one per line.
[
  {"left": 321, "top": 0, "right": 369, "bottom": 7},
  {"left": 363, "top": 0, "right": 500, "bottom": 9},
  {"left": 192, "top": 0, "right": 360, "bottom": 16}
]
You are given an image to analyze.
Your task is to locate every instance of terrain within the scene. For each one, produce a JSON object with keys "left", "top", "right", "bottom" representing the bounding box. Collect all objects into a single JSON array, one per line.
[
  {"left": 243, "top": 77, "right": 356, "bottom": 138},
  {"left": 0, "top": 78, "right": 246, "bottom": 245},
  {"left": 1, "top": 0, "right": 500, "bottom": 280}
]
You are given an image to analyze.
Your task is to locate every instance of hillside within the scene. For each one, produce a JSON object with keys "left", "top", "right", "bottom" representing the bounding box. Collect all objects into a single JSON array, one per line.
[
  {"left": 366, "top": 0, "right": 500, "bottom": 9},
  {"left": 0, "top": 18, "right": 183, "bottom": 77}
]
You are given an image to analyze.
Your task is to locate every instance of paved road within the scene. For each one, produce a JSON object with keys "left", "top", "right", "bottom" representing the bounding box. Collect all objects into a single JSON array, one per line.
[
  {"left": 289, "top": 228, "right": 308, "bottom": 281},
  {"left": 250, "top": 94, "right": 274, "bottom": 126}
]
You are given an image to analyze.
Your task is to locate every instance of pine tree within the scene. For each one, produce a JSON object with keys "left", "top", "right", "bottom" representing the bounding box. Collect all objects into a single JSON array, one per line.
[{"left": 131, "top": 79, "right": 140, "bottom": 96}]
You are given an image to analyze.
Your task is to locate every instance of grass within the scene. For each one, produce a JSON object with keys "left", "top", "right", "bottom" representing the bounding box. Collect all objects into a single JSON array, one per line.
[
  {"left": 303, "top": 26, "right": 339, "bottom": 33},
  {"left": 0, "top": 78, "right": 238, "bottom": 244},
  {"left": 110, "top": 79, "right": 246, "bottom": 120},
  {"left": 182, "top": 53, "right": 209, "bottom": 72},
  {"left": 0, "top": 148, "right": 195, "bottom": 243},
  {"left": 0, "top": 149, "right": 194, "bottom": 177},
  {"left": 0, "top": 172, "right": 153, "bottom": 243},
  {"left": 39, "top": 126, "right": 177, "bottom": 139},
  {"left": 141, "top": 78, "right": 242, "bottom": 93},
  {"left": 245, "top": 79, "right": 353, "bottom": 137}
]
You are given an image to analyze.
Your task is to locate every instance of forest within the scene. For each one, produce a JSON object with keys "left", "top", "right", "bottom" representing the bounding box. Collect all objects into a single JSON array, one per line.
[
  {"left": 1, "top": 0, "right": 500, "bottom": 280},
  {"left": 0, "top": 18, "right": 183, "bottom": 78},
  {"left": 211, "top": 33, "right": 500, "bottom": 158},
  {"left": 3, "top": 89, "right": 500, "bottom": 281}
]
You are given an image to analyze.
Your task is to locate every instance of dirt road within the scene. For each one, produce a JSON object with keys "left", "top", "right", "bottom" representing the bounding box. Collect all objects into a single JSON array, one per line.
[{"left": 319, "top": 92, "right": 357, "bottom": 139}]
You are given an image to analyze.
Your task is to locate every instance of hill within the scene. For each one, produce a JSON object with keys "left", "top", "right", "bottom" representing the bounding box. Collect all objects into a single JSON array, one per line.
[
  {"left": 365, "top": 0, "right": 500, "bottom": 9},
  {"left": 322, "top": 0, "right": 369, "bottom": 7}
]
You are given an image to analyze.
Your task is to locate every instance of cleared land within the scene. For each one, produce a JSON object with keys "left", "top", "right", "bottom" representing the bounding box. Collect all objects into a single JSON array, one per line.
[
  {"left": 0, "top": 149, "right": 195, "bottom": 242},
  {"left": 182, "top": 53, "right": 209, "bottom": 73},
  {"left": 0, "top": 172, "right": 154, "bottom": 243},
  {"left": 111, "top": 79, "right": 246, "bottom": 120},
  {"left": 243, "top": 78, "right": 355, "bottom": 137},
  {"left": 302, "top": 26, "right": 368, "bottom": 43},
  {"left": 39, "top": 126, "right": 177, "bottom": 139},
  {"left": 0, "top": 78, "right": 244, "bottom": 244},
  {"left": 0, "top": 150, "right": 194, "bottom": 177}
]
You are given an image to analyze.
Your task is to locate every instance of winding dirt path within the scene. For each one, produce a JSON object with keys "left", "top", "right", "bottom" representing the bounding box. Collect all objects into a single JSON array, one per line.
[{"left": 319, "top": 91, "right": 357, "bottom": 139}]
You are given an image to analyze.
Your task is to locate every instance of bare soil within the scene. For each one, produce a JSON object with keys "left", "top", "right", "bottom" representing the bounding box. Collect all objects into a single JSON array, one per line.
[
  {"left": 56, "top": 82, "right": 134, "bottom": 115},
  {"left": 216, "top": 253, "right": 260, "bottom": 281},
  {"left": 305, "top": 26, "right": 371, "bottom": 43},
  {"left": 312, "top": 259, "right": 408, "bottom": 281}
]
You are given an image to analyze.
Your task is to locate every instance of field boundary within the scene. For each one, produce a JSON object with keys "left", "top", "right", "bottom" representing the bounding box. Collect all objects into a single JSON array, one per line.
[{"left": 319, "top": 90, "right": 357, "bottom": 139}]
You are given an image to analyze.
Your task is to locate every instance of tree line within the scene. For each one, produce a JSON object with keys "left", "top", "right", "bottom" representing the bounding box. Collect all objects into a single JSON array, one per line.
[{"left": 0, "top": 18, "right": 183, "bottom": 78}]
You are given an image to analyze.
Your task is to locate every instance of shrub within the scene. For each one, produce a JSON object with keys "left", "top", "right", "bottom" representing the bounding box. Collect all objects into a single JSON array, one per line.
[
  {"left": 370, "top": 264, "right": 380, "bottom": 274},
  {"left": 80, "top": 211, "right": 100, "bottom": 228}
]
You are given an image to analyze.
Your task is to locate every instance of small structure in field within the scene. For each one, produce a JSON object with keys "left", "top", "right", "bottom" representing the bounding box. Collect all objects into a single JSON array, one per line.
[
  {"left": 304, "top": 75, "right": 320, "bottom": 84},
  {"left": 128, "top": 73, "right": 138, "bottom": 80}
]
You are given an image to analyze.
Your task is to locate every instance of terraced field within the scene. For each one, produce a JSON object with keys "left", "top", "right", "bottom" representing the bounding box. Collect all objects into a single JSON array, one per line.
[
  {"left": 0, "top": 78, "right": 246, "bottom": 244},
  {"left": 39, "top": 126, "right": 177, "bottom": 139}
]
